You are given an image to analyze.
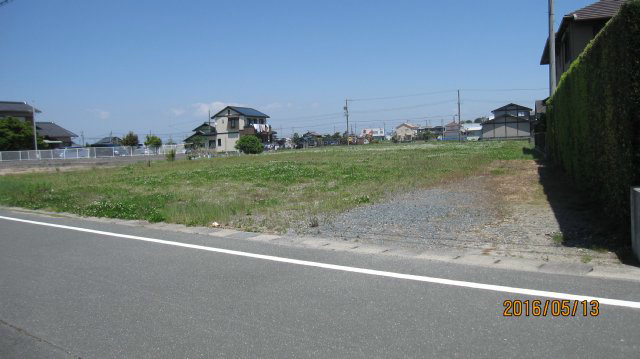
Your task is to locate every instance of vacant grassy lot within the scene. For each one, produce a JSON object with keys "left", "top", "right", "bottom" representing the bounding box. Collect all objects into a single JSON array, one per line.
[{"left": 0, "top": 141, "right": 534, "bottom": 233}]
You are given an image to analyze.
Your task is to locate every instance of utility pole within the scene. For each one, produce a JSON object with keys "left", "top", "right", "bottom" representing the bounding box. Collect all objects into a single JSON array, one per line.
[
  {"left": 457, "top": 90, "right": 462, "bottom": 142},
  {"left": 383, "top": 121, "right": 386, "bottom": 140},
  {"left": 344, "top": 99, "right": 349, "bottom": 146},
  {"left": 549, "top": 0, "right": 557, "bottom": 95},
  {"left": 81, "top": 131, "right": 85, "bottom": 147},
  {"left": 31, "top": 102, "right": 38, "bottom": 151}
]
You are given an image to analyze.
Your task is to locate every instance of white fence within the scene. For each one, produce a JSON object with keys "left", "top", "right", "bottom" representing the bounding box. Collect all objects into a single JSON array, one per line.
[{"left": 0, "top": 145, "right": 186, "bottom": 162}]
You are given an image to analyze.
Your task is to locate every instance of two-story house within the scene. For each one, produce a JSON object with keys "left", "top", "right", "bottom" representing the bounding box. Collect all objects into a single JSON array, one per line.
[
  {"left": 0, "top": 101, "right": 40, "bottom": 125},
  {"left": 540, "top": 0, "right": 624, "bottom": 86},
  {"left": 481, "top": 103, "right": 532, "bottom": 140},
  {"left": 394, "top": 123, "right": 419, "bottom": 141},
  {"left": 192, "top": 106, "right": 271, "bottom": 152}
]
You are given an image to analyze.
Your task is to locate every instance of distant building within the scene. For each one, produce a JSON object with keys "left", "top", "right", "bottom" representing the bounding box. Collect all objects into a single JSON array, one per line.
[
  {"left": 92, "top": 137, "right": 122, "bottom": 147},
  {"left": 540, "top": 0, "right": 623, "bottom": 85},
  {"left": 361, "top": 128, "right": 385, "bottom": 140},
  {"left": 302, "top": 131, "right": 324, "bottom": 147},
  {"left": 394, "top": 123, "right": 419, "bottom": 141},
  {"left": 209, "top": 106, "right": 271, "bottom": 152},
  {"left": 440, "top": 121, "right": 462, "bottom": 141},
  {"left": 481, "top": 103, "right": 533, "bottom": 140},
  {"left": 185, "top": 122, "right": 216, "bottom": 149},
  {"left": 0, "top": 101, "right": 40, "bottom": 125},
  {"left": 462, "top": 124, "right": 483, "bottom": 141},
  {"left": 35, "top": 122, "right": 78, "bottom": 148}
]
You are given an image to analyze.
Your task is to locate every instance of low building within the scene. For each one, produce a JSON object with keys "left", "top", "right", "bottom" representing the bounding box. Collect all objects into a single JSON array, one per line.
[
  {"left": 481, "top": 103, "right": 533, "bottom": 140},
  {"left": 35, "top": 122, "right": 78, "bottom": 148},
  {"left": 184, "top": 122, "right": 216, "bottom": 149},
  {"left": 440, "top": 121, "right": 462, "bottom": 141},
  {"left": 463, "top": 124, "right": 483, "bottom": 141},
  {"left": 361, "top": 128, "right": 385, "bottom": 140},
  {"left": 91, "top": 137, "right": 122, "bottom": 147},
  {"left": 394, "top": 123, "right": 419, "bottom": 141},
  {"left": 302, "top": 131, "right": 324, "bottom": 147}
]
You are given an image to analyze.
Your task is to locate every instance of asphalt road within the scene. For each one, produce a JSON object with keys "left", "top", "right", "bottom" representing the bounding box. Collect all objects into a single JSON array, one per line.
[{"left": 0, "top": 208, "right": 639, "bottom": 359}]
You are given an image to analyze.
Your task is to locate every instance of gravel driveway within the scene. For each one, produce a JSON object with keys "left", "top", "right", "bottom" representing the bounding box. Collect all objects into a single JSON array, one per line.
[{"left": 299, "top": 161, "right": 626, "bottom": 265}]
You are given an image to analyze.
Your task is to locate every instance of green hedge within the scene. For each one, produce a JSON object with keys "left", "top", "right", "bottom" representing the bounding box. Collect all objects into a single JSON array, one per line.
[{"left": 546, "top": 0, "right": 640, "bottom": 243}]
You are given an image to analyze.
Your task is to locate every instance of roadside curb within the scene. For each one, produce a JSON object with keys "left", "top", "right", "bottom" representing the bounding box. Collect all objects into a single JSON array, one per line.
[{"left": 5, "top": 206, "right": 640, "bottom": 283}]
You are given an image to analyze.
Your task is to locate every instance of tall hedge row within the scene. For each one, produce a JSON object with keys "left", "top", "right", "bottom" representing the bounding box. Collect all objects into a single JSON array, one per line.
[{"left": 546, "top": 0, "right": 640, "bottom": 243}]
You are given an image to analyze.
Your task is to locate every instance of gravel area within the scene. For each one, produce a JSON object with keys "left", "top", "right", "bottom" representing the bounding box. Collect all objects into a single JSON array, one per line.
[
  {"left": 313, "top": 177, "right": 499, "bottom": 250},
  {"left": 300, "top": 162, "right": 626, "bottom": 265}
]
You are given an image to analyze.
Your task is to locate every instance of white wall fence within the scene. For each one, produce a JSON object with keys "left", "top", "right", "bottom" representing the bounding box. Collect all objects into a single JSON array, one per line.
[{"left": 0, "top": 145, "right": 186, "bottom": 162}]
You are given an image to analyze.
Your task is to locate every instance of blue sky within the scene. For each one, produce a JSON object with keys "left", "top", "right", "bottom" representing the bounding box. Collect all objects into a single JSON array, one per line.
[{"left": 1, "top": 0, "right": 596, "bottom": 142}]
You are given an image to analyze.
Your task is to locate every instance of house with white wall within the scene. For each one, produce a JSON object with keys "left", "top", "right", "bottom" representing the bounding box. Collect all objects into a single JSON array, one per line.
[
  {"left": 394, "top": 123, "right": 419, "bottom": 141},
  {"left": 186, "top": 106, "right": 271, "bottom": 152}
]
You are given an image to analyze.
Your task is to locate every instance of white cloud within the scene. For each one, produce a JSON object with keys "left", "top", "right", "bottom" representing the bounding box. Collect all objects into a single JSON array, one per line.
[
  {"left": 192, "top": 101, "right": 243, "bottom": 117},
  {"left": 170, "top": 108, "right": 185, "bottom": 117},
  {"left": 87, "top": 108, "right": 110, "bottom": 120}
]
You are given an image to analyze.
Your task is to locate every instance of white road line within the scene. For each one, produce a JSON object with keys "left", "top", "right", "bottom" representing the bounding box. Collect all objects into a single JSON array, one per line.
[{"left": 1, "top": 214, "right": 640, "bottom": 310}]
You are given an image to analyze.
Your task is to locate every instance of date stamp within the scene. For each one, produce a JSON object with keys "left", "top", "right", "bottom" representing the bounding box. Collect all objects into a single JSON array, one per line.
[{"left": 503, "top": 299, "right": 599, "bottom": 317}]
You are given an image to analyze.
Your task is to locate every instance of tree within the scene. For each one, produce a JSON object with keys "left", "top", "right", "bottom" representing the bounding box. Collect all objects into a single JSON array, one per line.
[
  {"left": 464, "top": 120, "right": 473, "bottom": 124},
  {"left": 190, "top": 135, "right": 205, "bottom": 148},
  {"left": 144, "top": 134, "right": 162, "bottom": 153},
  {"left": 418, "top": 130, "right": 435, "bottom": 141},
  {"left": 474, "top": 117, "right": 488, "bottom": 124},
  {"left": 166, "top": 137, "right": 176, "bottom": 145},
  {"left": 0, "top": 117, "right": 47, "bottom": 151},
  {"left": 121, "top": 131, "right": 139, "bottom": 147},
  {"left": 292, "top": 132, "right": 302, "bottom": 146},
  {"left": 235, "top": 135, "right": 263, "bottom": 154}
]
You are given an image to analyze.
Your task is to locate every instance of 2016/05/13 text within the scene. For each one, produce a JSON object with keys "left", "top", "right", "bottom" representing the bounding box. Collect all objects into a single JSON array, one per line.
[{"left": 503, "top": 300, "right": 599, "bottom": 317}]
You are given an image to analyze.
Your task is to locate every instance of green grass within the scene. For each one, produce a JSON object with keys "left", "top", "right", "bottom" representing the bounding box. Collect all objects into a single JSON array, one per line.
[
  {"left": 0, "top": 141, "right": 534, "bottom": 233},
  {"left": 552, "top": 232, "right": 565, "bottom": 245}
]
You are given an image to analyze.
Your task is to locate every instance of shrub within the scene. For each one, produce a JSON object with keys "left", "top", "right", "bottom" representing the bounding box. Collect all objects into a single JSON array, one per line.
[
  {"left": 166, "top": 148, "right": 176, "bottom": 161},
  {"left": 144, "top": 135, "right": 162, "bottom": 153},
  {"left": 546, "top": 1, "right": 640, "bottom": 244},
  {"left": 235, "top": 135, "right": 264, "bottom": 154}
]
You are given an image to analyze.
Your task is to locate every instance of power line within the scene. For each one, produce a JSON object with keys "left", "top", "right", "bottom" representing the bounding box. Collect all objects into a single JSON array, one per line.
[
  {"left": 349, "top": 100, "right": 457, "bottom": 114},
  {"left": 460, "top": 88, "right": 548, "bottom": 92},
  {"left": 349, "top": 89, "right": 457, "bottom": 102}
]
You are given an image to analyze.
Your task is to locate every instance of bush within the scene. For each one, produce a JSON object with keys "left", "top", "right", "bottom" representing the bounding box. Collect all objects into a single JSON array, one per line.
[
  {"left": 546, "top": 1, "right": 640, "bottom": 244},
  {"left": 144, "top": 135, "right": 162, "bottom": 153},
  {"left": 166, "top": 148, "right": 176, "bottom": 161},
  {"left": 235, "top": 135, "right": 264, "bottom": 154}
]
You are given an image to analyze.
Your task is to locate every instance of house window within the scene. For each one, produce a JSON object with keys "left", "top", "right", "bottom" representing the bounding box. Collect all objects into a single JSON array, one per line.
[
  {"left": 229, "top": 118, "right": 238, "bottom": 129},
  {"left": 209, "top": 140, "right": 215, "bottom": 148},
  {"left": 217, "top": 139, "right": 222, "bottom": 146},
  {"left": 259, "top": 119, "right": 264, "bottom": 124}
]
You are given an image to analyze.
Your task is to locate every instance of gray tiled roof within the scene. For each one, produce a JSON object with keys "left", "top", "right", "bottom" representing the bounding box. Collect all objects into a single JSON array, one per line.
[
  {"left": 0, "top": 101, "right": 41, "bottom": 113},
  {"left": 212, "top": 106, "right": 270, "bottom": 118},
  {"left": 569, "top": 0, "right": 624, "bottom": 20},
  {"left": 492, "top": 103, "right": 532, "bottom": 112},
  {"left": 36, "top": 122, "right": 77, "bottom": 138}
]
